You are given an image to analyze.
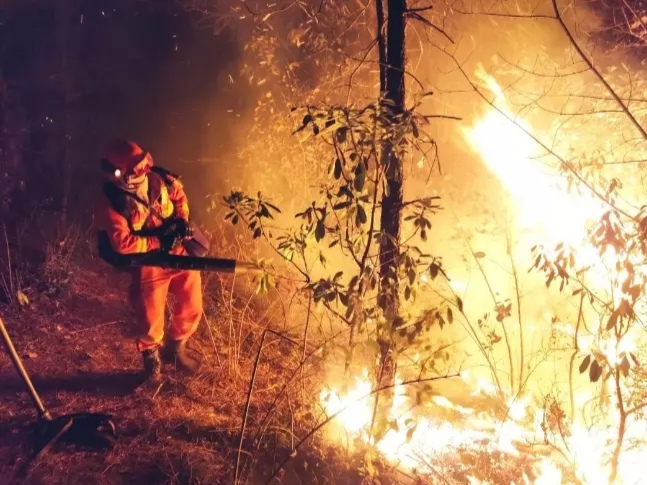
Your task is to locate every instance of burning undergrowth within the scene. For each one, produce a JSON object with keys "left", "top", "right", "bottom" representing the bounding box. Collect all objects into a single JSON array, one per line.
[
  {"left": 220, "top": 57, "right": 647, "bottom": 483},
  {"left": 317, "top": 368, "right": 565, "bottom": 484}
]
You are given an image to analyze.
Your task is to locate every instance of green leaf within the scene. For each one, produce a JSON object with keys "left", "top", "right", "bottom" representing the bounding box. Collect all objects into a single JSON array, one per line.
[
  {"left": 315, "top": 220, "right": 325, "bottom": 241},
  {"left": 579, "top": 354, "right": 591, "bottom": 374},
  {"left": 456, "top": 296, "right": 464, "bottom": 313},
  {"left": 429, "top": 263, "right": 439, "bottom": 279},
  {"left": 411, "top": 120, "right": 419, "bottom": 138},
  {"left": 354, "top": 162, "right": 366, "bottom": 192},
  {"left": 356, "top": 205, "right": 367, "bottom": 226},
  {"left": 619, "top": 355, "right": 630, "bottom": 377},
  {"left": 407, "top": 269, "right": 416, "bottom": 285},
  {"left": 606, "top": 310, "right": 619, "bottom": 331},
  {"left": 370, "top": 275, "right": 378, "bottom": 290},
  {"left": 333, "top": 201, "right": 351, "bottom": 210},
  {"left": 334, "top": 158, "right": 342, "bottom": 179},
  {"left": 589, "top": 359, "right": 602, "bottom": 382},
  {"left": 265, "top": 201, "right": 281, "bottom": 213}
]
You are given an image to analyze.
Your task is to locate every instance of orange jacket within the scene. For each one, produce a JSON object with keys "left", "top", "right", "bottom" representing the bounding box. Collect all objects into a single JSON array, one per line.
[{"left": 95, "top": 170, "right": 190, "bottom": 255}]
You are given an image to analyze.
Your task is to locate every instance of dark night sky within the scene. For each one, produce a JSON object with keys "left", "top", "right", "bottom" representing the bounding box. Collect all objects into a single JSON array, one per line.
[
  {"left": 1, "top": 0, "right": 247, "bottom": 220},
  {"left": 2, "top": 0, "right": 643, "bottom": 222}
]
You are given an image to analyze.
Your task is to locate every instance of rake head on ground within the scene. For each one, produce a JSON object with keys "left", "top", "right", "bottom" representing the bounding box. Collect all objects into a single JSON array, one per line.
[{"left": 33, "top": 411, "right": 116, "bottom": 457}]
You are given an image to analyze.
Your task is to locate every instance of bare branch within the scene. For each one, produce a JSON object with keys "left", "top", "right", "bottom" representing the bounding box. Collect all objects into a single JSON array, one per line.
[
  {"left": 550, "top": 0, "right": 647, "bottom": 141},
  {"left": 408, "top": 11, "right": 455, "bottom": 43},
  {"left": 437, "top": 46, "right": 637, "bottom": 220},
  {"left": 498, "top": 53, "right": 590, "bottom": 79},
  {"left": 407, "top": 5, "right": 434, "bottom": 13},
  {"left": 240, "top": 0, "right": 299, "bottom": 18},
  {"left": 447, "top": 0, "right": 557, "bottom": 20}
]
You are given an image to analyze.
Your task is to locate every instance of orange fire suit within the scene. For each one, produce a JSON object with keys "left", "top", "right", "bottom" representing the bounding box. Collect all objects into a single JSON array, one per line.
[{"left": 95, "top": 170, "right": 203, "bottom": 352}]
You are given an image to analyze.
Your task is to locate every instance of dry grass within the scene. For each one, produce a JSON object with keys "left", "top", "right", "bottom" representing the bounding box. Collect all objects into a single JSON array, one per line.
[
  {"left": 0, "top": 233, "right": 370, "bottom": 485},
  {"left": 0, "top": 223, "right": 564, "bottom": 485}
]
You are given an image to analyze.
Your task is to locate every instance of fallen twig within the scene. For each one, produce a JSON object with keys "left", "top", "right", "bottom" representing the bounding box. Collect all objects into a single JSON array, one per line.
[
  {"left": 234, "top": 328, "right": 303, "bottom": 484},
  {"left": 234, "top": 329, "right": 265, "bottom": 484},
  {"left": 68, "top": 320, "right": 121, "bottom": 334}
]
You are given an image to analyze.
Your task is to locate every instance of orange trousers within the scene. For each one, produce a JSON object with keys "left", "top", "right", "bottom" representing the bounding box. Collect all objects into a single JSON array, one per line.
[{"left": 129, "top": 267, "right": 203, "bottom": 352}]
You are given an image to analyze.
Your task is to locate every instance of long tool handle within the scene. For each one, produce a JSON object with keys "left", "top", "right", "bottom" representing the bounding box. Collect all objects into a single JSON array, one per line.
[
  {"left": 0, "top": 316, "right": 52, "bottom": 420},
  {"left": 108, "top": 251, "right": 260, "bottom": 274}
]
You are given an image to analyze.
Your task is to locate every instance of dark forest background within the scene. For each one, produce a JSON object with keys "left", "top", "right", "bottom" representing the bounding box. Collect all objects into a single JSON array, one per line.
[{"left": 0, "top": 0, "right": 249, "bottom": 225}]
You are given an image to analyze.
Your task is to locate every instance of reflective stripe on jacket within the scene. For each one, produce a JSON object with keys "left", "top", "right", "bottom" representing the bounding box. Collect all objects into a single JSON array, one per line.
[{"left": 95, "top": 170, "right": 190, "bottom": 255}]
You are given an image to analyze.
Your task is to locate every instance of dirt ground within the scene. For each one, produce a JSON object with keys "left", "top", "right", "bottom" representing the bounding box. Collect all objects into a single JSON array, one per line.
[
  {"left": 0, "top": 250, "right": 568, "bottom": 485},
  {"left": 0, "top": 255, "right": 316, "bottom": 485}
]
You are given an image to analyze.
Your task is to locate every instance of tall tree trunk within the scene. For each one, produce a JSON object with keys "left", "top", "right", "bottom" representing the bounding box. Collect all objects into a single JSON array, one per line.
[
  {"left": 376, "top": 0, "right": 406, "bottom": 394},
  {"left": 56, "top": 0, "right": 76, "bottom": 221},
  {"left": 375, "top": 0, "right": 387, "bottom": 90}
]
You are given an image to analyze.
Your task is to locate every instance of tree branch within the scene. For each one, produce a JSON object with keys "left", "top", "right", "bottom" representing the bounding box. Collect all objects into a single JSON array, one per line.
[
  {"left": 550, "top": 0, "right": 647, "bottom": 141},
  {"left": 407, "top": 11, "right": 454, "bottom": 44}
]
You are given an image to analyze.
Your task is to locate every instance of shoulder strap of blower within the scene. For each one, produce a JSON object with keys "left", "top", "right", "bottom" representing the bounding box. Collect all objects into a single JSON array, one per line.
[
  {"left": 97, "top": 166, "right": 179, "bottom": 268},
  {"left": 146, "top": 167, "right": 210, "bottom": 257},
  {"left": 150, "top": 165, "right": 181, "bottom": 186},
  {"left": 98, "top": 166, "right": 211, "bottom": 264},
  {"left": 102, "top": 166, "right": 178, "bottom": 221}
]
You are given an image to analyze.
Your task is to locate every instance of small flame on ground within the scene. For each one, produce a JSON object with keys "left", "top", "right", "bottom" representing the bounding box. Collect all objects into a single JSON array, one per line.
[{"left": 319, "top": 371, "right": 544, "bottom": 479}]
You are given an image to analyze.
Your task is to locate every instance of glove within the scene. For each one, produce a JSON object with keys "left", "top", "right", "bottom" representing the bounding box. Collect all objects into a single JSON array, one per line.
[
  {"left": 156, "top": 218, "right": 192, "bottom": 252},
  {"left": 172, "top": 218, "right": 193, "bottom": 240},
  {"left": 157, "top": 229, "right": 180, "bottom": 252}
]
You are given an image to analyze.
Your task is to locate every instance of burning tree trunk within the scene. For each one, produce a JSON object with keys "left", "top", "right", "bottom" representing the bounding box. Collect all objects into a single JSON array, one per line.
[{"left": 376, "top": 0, "right": 406, "bottom": 392}]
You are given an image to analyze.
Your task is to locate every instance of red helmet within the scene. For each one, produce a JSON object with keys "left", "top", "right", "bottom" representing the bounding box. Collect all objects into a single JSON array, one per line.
[{"left": 101, "top": 139, "right": 153, "bottom": 183}]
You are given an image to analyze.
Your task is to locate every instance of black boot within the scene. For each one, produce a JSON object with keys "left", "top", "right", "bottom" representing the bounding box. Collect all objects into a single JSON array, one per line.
[
  {"left": 165, "top": 340, "right": 200, "bottom": 374},
  {"left": 142, "top": 348, "right": 162, "bottom": 383}
]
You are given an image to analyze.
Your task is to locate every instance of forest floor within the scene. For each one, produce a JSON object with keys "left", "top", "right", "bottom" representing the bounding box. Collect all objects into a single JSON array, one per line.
[
  {"left": 0, "top": 241, "right": 343, "bottom": 485},
  {"left": 0, "top": 226, "right": 572, "bottom": 485}
]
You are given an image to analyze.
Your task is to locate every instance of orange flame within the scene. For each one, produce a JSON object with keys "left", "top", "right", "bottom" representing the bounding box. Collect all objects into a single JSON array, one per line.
[
  {"left": 461, "top": 66, "right": 605, "bottom": 250},
  {"left": 318, "top": 68, "right": 647, "bottom": 484}
]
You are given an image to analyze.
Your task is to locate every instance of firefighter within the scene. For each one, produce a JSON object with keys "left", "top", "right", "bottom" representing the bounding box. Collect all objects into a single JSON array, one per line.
[{"left": 95, "top": 139, "right": 203, "bottom": 383}]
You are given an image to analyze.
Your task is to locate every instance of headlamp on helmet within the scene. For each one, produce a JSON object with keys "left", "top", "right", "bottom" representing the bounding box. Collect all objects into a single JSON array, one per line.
[{"left": 101, "top": 139, "right": 153, "bottom": 189}]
